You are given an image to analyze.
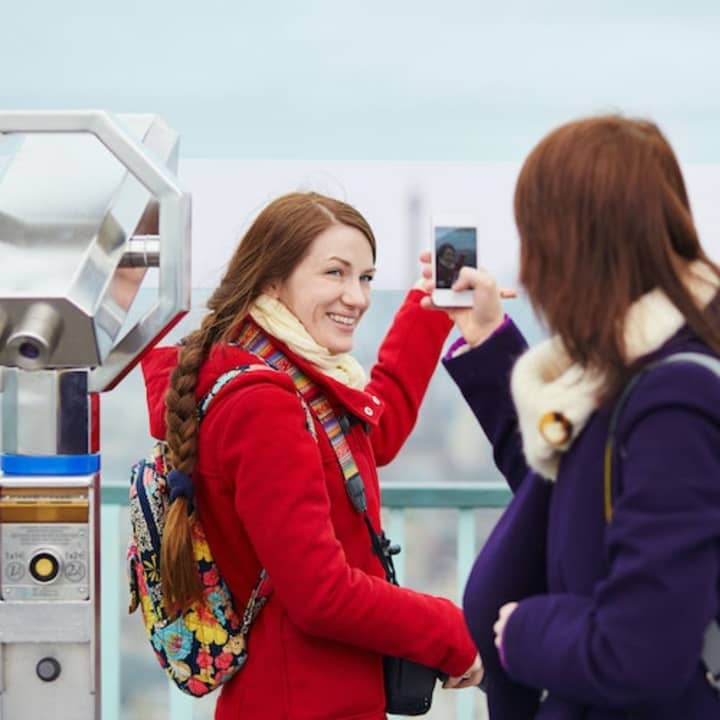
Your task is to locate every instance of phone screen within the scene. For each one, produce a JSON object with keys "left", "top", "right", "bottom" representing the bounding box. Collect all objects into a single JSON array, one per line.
[{"left": 434, "top": 226, "right": 477, "bottom": 289}]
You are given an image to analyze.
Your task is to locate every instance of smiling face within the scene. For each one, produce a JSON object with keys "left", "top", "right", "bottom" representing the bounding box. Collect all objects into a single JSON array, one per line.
[{"left": 271, "top": 223, "right": 375, "bottom": 354}]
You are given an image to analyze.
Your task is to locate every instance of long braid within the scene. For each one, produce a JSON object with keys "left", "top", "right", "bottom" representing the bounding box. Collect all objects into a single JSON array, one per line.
[
  {"left": 161, "top": 322, "right": 215, "bottom": 613},
  {"left": 160, "top": 285, "right": 256, "bottom": 613}
]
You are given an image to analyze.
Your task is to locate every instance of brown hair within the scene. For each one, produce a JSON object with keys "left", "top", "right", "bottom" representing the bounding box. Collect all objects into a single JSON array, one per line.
[
  {"left": 514, "top": 115, "right": 720, "bottom": 401},
  {"left": 161, "top": 192, "right": 376, "bottom": 612}
]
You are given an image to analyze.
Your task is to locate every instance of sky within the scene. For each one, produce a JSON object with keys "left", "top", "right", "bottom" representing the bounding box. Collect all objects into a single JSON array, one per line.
[{"left": 2, "top": 1, "right": 720, "bottom": 161}]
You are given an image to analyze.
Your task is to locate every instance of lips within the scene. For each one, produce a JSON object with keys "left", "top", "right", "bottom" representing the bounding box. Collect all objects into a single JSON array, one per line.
[{"left": 327, "top": 313, "right": 356, "bottom": 327}]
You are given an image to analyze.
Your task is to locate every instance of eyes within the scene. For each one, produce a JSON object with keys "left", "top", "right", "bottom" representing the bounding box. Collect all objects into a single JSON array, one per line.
[{"left": 325, "top": 268, "right": 375, "bottom": 283}]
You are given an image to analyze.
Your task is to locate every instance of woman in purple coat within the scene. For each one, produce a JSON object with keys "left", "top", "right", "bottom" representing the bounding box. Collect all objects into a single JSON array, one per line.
[{"left": 423, "top": 115, "right": 720, "bottom": 718}]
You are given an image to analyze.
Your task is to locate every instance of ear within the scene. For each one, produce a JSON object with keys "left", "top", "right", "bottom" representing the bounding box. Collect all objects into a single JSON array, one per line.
[{"left": 264, "top": 281, "right": 280, "bottom": 299}]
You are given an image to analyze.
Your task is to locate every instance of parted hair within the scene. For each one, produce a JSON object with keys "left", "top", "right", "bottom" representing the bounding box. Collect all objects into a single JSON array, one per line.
[
  {"left": 514, "top": 115, "right": 720, "bottom": 401},
  {"left": 161, "top": 192, "right": 376, "bottom": 612}
]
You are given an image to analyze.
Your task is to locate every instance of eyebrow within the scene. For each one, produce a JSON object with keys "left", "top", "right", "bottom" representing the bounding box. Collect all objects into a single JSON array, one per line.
[{"left": 327, "top": 256, "right": 376, "bottom": 274}]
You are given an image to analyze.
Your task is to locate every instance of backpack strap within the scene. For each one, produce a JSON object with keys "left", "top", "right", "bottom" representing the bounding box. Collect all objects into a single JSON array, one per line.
[
  {"left": 604, "top": 351, "right": 720, "bottom": 690},
  {"left": 159, "top": 364, "right": 281, "bottom": 512},
  {"left": 198, "top": 364, "right": 269, "bottom": 418},
  {"left": 198, "top": 362, "right": 316, "bottom": 438}
]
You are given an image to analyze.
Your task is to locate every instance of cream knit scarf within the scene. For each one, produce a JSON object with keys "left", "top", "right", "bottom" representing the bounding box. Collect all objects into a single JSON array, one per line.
[
  {"left": 249, "top": 294, "right": 367, "bottom": 389},
  {"left": 510, "top": 261, "right": 719, "bottom": 480}
]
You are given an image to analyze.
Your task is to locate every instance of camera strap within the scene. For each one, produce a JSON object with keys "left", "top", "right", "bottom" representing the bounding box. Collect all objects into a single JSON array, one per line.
[{"left": 234, "top": 323, "right": 402, "bottom": 584}]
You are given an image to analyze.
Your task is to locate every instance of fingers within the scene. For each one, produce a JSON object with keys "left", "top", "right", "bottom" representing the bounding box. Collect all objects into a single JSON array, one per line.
[
  {"left": 442, "top": 669, "right": 484, "bottom": 689},
  {"left": 449, "top": 265, "right": 484, "bottom": 293},
  {"left": 493, "top": 616, "right": 503, "bottom": 647},
  {"left": 442, "top": 676, "right": 462, "bottom": 689},
  {"left": 419, "top": 292, "right": 457, "bottom": 315},
  {"left": 416, "top": 251, "right": 435, "bottom": 296},
  {"left": 499, "top": 601, "right": 519, "bottom": 620},
  {"left": 419, "top": 251, "right": 433, "bottom": 282},
  {"left": 450, "top": 267, "right": 518, "bottom": 299},
  {"left": 459, "top": 669, "right": 484, "bottom": 688},
  {"left": 493, "top": 601, "right": 519, "bottom": 648},
  {"left": 451, "top": 265, "right": 502, "bottom": 294},
  {"left": 420, "top": 277, "right": 434, "bottom": 295},
  {"left": 443, "top": 675, "right": 471, "bottom": 689},
  {"left": 416, "top": 252, "right": 517, "bottom": 305},
  {"left": 442, "top": 653, "right": 483, "bottom": 689}
]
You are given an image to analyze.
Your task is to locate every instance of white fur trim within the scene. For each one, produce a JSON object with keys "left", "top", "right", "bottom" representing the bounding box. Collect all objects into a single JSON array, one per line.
[
  {"left": 511, "top": 261, "right": 718, "bottom": 480},
  {"left": 511, "top": 338, "right": 603, "bottom": 479}
]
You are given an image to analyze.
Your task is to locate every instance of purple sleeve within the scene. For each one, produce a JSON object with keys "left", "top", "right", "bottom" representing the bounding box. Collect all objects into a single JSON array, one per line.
[
  {"left": 502, "top": 365, "right": 720, "bottom": 706},
  {"left": 444, "top": 318, "right": 546, "bottom": 716},
  {"left": 443, "top": 318, "right": 529, "bottom": 491},
  {"left": 443, "top": 315, "right": 511, "bottom": 361},
  {"left": 445, "top": 335, "right": 470, "bottom": 359},
  {"left": 462, "top": 472, "right": 550, "bottom": 709}
]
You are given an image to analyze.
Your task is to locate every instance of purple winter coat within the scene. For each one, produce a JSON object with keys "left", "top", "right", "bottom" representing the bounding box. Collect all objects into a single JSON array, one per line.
[{"left": 444, "top": 320, "right": 720, "bottom": 719}]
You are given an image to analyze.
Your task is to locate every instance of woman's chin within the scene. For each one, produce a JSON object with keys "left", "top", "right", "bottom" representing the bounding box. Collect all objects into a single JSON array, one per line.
[
  {"left": 328, "top": 343, "right": 354, "bottom": 355},
  {"left": 326, "top": 335, "right": 355, "bottom": 355}
]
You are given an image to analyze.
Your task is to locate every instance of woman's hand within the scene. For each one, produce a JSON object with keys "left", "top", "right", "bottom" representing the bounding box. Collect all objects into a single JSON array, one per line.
[
  {"left": 443, "top": 653, "right": 484, "bottom": 689},
  {"left": 417, "top": 251, "right": 516, "bottom": 347},
  {"left": 493, "top": 602, "right": 519, "bottom": 663}
]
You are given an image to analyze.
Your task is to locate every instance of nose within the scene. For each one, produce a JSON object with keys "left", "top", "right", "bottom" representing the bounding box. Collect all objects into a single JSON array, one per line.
[{"left": 341, "top": 278, "right": 369, "bottom": 309}]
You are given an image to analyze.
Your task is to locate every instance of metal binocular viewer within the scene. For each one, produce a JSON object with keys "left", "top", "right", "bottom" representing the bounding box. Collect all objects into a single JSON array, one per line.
[{"left": 0, "top": 111, "right": 191, "bottom": 719}]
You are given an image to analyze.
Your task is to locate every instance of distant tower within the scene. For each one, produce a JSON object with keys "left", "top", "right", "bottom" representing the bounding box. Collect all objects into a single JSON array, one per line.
[{"left": 406, "top": 186, "right": 424, "bottom": 288}]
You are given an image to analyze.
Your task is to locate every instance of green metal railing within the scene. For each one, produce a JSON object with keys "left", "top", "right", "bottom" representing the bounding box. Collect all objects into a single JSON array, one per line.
[{"left": 100, "top": 481, "right": 511, "bottom": 720}]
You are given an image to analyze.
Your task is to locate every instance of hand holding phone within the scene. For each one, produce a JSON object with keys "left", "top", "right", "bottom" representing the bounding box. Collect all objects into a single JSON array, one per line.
[{"left": 431, "top": 214, "right": 479, "bottom": 307}]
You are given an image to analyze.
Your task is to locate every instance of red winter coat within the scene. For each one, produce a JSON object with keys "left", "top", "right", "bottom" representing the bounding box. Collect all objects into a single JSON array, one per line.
[{"left": 141, "top": 290, "right": 477, "bottom": 720}]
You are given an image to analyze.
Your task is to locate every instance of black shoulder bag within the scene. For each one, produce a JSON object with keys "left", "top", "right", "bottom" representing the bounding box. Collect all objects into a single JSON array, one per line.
[
  {"left": 605, "top": 351, "right": 720, "bottom": 691},
  {"left": 336, "top": 412, "right": 447, "bottom": 716}
]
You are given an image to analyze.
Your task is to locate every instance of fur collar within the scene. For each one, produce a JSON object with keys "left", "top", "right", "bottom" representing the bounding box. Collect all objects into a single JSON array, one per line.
[{"left": 510, "top": 262, "right": 719, "bottom": 480}]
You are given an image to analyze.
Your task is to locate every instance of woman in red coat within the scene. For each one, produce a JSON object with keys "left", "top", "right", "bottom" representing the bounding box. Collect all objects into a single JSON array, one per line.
[{"left": 141, "top": 192, "right": 481, "bottom": 719}]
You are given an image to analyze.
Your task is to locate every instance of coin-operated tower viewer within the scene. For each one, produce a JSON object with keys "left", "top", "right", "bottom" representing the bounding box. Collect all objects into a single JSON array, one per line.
[{"left": 0, "top": 111, "right": 191, "bottom": 719}]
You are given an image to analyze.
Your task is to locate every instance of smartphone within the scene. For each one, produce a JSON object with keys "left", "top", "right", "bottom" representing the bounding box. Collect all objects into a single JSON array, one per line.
[{"left": 431, "top": 214, "right": 479, "bottom": 307}]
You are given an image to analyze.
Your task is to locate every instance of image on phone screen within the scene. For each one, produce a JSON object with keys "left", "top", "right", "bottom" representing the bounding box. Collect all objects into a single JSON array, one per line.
[{"left": 434, "top": 226, "right": 478, "bottom": 289}]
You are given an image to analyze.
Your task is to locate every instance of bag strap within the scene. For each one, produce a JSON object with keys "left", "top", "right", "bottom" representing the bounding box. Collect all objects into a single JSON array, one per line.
[
  {"left": 198, "top": 364, "right": 268, "bottom": 418},
  {"left": 198, "top": 363, "right": 316, "bottom": 440},
  {"left": 604, "top": 351, "right": 720, "bottom": 690},
  {"left": 235, "top": 323, "right": 401, "bottom": 585}
]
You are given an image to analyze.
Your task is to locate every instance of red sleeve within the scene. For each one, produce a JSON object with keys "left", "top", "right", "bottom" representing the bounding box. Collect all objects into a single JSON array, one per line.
[
  {"left": 366, "top": 290, "right": 453, "bottom": 465},
  {"left": 204, "top": 379, "right": 476, "bottom": 676}
]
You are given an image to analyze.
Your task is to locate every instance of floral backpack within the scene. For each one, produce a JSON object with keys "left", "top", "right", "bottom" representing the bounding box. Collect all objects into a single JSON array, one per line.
[{"left": 127, "top": 363, "right": 315, "bottom": 697}]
